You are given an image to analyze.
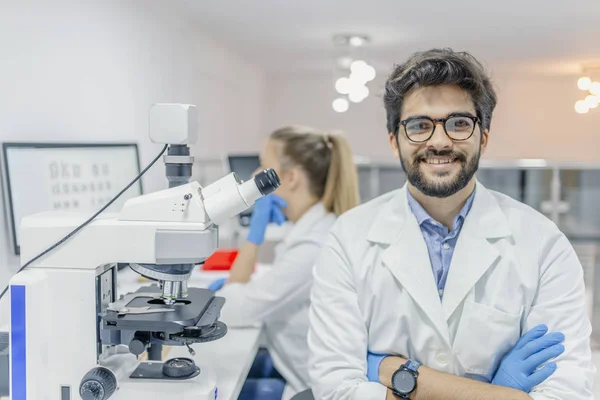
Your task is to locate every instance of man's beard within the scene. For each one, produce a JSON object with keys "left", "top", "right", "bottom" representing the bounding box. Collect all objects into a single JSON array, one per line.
[{"left": 399, "top": 146, "right": 480, "bottom": 198}]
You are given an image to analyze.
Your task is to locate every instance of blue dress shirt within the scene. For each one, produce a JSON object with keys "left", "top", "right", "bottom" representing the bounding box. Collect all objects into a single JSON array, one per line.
[{"left": 406, "top": 189, "right": 475, "bottom": 298}]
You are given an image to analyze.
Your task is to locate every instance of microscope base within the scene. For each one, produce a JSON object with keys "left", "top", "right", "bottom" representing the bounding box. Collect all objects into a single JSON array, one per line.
[{"left": 112, "top": 360, "right": 217, "bottom": 400}]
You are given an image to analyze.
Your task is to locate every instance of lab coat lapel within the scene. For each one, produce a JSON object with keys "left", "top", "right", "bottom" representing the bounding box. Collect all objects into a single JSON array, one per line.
[
  {"left": 442, "top": 182, "right": 512, "bottom": 320},
  {"left": 382, "top": 224, "right": 451, "bottom": 345},
  {"left": 371, "top": 187, "right": 451, "bottom": 345}
]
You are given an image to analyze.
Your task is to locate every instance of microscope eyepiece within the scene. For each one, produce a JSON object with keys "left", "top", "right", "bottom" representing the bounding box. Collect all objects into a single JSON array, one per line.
[
  {"left": 253, "top": 168, "right": 280, "bottom": 196},
  {"left": 201, "top": 168, "right": 280, "bottom": 225}
]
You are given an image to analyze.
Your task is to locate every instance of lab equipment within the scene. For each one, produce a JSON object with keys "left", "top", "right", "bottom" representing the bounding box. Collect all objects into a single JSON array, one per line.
[
  {"left": 492, "top": 325, "right": 564, "bottom": 392},
  {"left": 226, "top": 154, "right": 261, "bottom": 226},
  {"left": 1, "top": 142, "right": 142, "bottom": 255},
  {"left": 0, "top": 332, "right": 7, "bottom": 397},
  {"left": 203, "top": 249, "right": 240, "bottom": 271},
  {"left": 246, "top": 194, "right": 287, "bottom": 245},
  {"left": 8, "top": 104, "right": 280, "bottom": 400}
]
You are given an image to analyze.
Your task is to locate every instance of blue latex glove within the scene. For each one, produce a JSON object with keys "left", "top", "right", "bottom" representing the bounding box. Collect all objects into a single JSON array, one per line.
[
  {"left": 246, "top": 194, "right": 287, "bottom": 245},
  {"left": 366, "top": 352, "right": 388, "bottom": 382},
  {"left": 207, "top": 277, "right": 227, "bottom": 291},
  {"left": 492, "top": 324, "right": 565, "bottom": 392}
]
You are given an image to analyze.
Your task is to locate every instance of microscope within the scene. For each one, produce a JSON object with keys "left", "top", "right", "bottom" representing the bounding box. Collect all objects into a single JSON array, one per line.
[{"left": 8, "top": 104, "right": 280, "bottom": 400}]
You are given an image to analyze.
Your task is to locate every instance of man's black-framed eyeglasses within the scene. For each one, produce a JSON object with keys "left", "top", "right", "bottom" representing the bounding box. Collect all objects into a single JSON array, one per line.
[{"left": 399, "top": 114, "right": 480, "bottom": 143}]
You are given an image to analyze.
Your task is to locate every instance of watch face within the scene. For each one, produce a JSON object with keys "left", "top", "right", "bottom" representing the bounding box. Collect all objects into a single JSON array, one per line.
[{"left": 392, "top": 369, "right": 416, "bottom": 393}]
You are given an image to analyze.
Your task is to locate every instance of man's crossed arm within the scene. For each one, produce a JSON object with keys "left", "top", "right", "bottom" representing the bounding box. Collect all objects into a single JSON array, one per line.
[{"left": 368, "top": 325, "right": 565, "bottom": 400}]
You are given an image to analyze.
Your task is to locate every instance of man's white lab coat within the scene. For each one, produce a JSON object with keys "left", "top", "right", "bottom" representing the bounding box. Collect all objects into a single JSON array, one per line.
[{"left": 308, "top": 183, "right": 595, "bottom": 400}]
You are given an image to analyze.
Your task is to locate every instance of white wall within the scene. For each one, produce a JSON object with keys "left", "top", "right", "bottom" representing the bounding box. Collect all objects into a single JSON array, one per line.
[
  {"left": 263, "top": 70, "right": 600, "bottom": 163},
  {"left": 263, "top": 74, "right": 389, "bottom": 159},
  {"left": 0, "top": 0, "right": 265, "bottom": 318}
]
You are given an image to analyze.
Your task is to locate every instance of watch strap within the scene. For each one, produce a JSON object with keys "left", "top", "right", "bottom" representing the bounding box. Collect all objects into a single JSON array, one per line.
[{"left": 404, "top": 359, "right": 421, "bottom": 374}]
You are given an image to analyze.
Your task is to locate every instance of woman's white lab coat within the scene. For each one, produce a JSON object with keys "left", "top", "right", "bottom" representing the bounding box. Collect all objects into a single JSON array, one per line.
[
  {"left": 308, "top": 183, "right": 595, "bottom": 400},
  {"left": 218, "top": 202, "right": 336, "bottom": 400}
]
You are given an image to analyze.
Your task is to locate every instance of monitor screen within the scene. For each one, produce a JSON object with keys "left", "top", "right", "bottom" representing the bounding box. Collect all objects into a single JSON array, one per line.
[
  {"left": 227, "top": 154, "right": 261, "bottom": 182},
  {"left": 1, "top": 143, "right": 142, "bottom": 255}
]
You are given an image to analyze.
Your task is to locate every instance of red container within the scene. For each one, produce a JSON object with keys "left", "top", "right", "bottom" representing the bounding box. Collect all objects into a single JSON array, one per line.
[{"left": 202, "top": 249, "right": 239, "bottom": 271}]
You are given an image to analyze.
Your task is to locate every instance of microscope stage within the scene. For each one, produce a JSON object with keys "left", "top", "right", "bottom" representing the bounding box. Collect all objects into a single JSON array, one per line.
[{"left": 102, "top": 287, "right": 225, "bottom": 336}]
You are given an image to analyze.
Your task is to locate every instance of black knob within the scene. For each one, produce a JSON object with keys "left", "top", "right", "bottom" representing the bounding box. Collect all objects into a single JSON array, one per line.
[
  {"left": 253, "top": 169, "right": 280, "bottom": 195},
  {"left": 129, "top": 333, "right": 149, "bottom": 356},
  {"left": 79, "top": 367, "right": 117, "bottom": 400},
  {"left": 162, "top": 357, "right": 197, "bottom": 378}
]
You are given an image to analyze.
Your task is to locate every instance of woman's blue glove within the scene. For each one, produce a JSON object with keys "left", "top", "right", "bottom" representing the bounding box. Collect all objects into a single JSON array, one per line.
[
  {"left": 246, "top": 194, "right": 287, "bottom": 245},
  {"left": 207, "top": 277, "right": 227, "bottom": 291},
  {"left": 492, "top": 324, "right": 564, "bottom": 392},
  {"left": 366, "top": 352, "right": 387, "bottom": 382}
]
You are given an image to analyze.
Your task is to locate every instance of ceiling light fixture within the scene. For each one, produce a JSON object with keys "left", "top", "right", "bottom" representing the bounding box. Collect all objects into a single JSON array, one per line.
[
  {"left": 585, "top": 95, "right": 599, "bottom": 109},
  {"left": 335, "top": 77, "right": 352, "bottom": 95},
  {"left": 332, "top": 98, "right": 349, "bottom": 113},
  {"left": 331, "top": 34, "right": 376, "bottom": 112},
  {"left": 575, "top": 100, "right": 589, "bottom": 114},
  {"left": 332, "top": 34, "right": 371, "bottom": 47},
  {"left": 578, "top": 77, "right": 592, "bottom": 91},
  {"left": 576, "top": 66, "right": 600, "bottom": 113},
  {"left": 348, "top": 85, "right": 369, "bottom": 103}
]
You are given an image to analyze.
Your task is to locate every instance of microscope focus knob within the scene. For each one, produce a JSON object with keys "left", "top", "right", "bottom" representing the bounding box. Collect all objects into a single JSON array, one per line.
[
  {"left": 79, "top": 367, "right": 117, "bottom": 400},
  {"left": 128, "top": 334, "right": 149, "bottom": 356},
  {"left": 162, "top": 357, "right": 197, "bottom": 378}
]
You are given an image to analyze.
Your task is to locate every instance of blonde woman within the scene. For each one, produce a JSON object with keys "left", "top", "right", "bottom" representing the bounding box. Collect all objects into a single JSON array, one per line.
[{"left": 210, "top": 126, "right": 360, "bottom": 400}]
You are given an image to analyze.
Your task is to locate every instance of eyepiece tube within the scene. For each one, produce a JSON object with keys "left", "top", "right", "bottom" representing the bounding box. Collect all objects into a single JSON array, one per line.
[
  {"left": 254, "top": 169, "right": 281, "bottom": 196},
  {"left": 237, "top": 169, "right": 280, "bottom": 207},
  {"left": 203, "top": 169, "right": 280, "bottom": 225}
]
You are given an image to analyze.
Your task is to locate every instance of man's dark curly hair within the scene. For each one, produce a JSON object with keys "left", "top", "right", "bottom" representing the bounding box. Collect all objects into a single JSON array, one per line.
[{"left": 384, "top": 48, "right": 497, "bottom": 136}]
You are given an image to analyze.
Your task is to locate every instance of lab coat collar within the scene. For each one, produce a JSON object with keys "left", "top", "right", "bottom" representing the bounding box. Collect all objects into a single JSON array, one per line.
[
  {"left": 367, "top": 180, "right": 512, "bottom": 345},
  {"left": 282, "top": 202, "right": 330, "bottom": 245},
  {"left": 367, "top": 180, "right": 511, "bottom": 244}
]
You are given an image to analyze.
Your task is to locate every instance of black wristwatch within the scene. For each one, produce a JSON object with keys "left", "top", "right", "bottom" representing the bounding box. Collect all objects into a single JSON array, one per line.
[{"left": 391, "top": 360, "right": 420, "bottom": 399}]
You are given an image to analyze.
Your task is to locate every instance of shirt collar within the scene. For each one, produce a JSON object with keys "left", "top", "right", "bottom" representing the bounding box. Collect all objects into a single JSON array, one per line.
[{"left": 407, "top": 187, "right": 476, "bottom": 231}]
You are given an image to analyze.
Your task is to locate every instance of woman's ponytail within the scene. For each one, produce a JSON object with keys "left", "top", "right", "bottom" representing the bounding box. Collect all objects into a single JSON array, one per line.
[{"left": 320, "top": 133, "right": 360, "bottom": 215}]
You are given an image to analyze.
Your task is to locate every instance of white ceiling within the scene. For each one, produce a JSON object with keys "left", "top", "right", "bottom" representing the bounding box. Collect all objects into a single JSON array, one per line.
[{"left": 181, "top": 0, "right": 600, "bottom": 76}]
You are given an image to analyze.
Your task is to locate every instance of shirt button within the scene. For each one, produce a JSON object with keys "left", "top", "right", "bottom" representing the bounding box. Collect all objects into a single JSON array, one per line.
[
  {"left": 436, "top": 352, "right": 449, "bottom": 365},
  {"left": 442, "top": 243, "right": 450, "bottom": 250},
  {"left": 438, "top": 289, "right": 444, "bottom": 297}
]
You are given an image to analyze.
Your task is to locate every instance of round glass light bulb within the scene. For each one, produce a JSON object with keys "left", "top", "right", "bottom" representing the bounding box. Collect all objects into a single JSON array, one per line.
[
  {"left": 332, "top": 98, "right": 349, "bottom": 112},
  {"left": 578, "top": 77, "right": 592, "bottom": 91},
  {"left": 575, "top": 100, "right": 590, "bottom": 114}
]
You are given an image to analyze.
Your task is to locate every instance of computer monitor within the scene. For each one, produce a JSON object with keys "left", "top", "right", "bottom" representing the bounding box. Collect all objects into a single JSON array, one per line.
[
  {"left": 226, "top": 154, "right": 261, "bottom": 226},
  {"left": 227, "top": 154, "right": 261, "bottom": 182},
  {"left": 1, "top": 143, "right": 142, "bottom": 255}
]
